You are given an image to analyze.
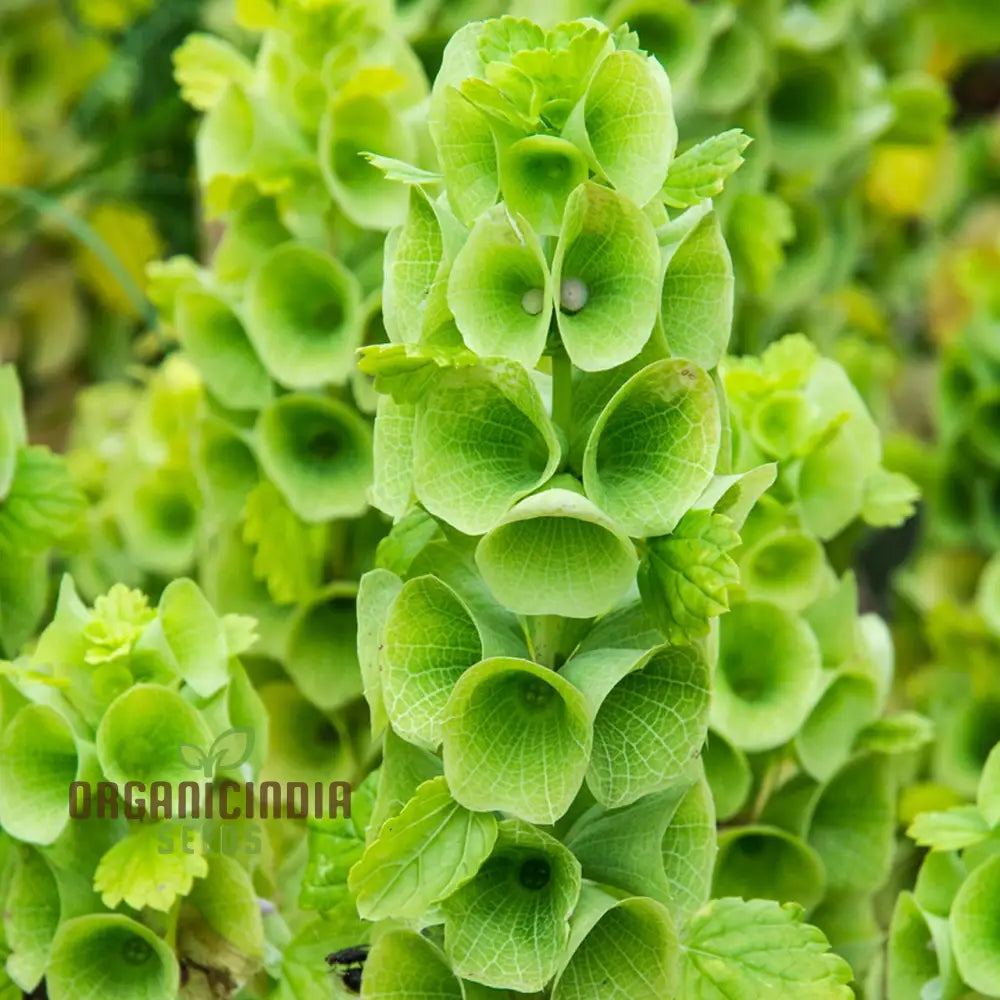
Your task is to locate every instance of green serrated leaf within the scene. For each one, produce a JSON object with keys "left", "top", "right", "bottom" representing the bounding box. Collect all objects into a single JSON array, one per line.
[
  {"left": 661, "top": 130, "right": 752, "bottom": 208},
  {"left": 639, "top": 509, "right": 740, "bottom": 644},
  {"left": 680, "top": 897, "right": 854, "bottom": 999}
]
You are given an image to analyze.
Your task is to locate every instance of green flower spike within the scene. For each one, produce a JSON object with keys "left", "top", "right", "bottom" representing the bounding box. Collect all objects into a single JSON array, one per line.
[
  {"left": 254, "top": 393, "right": 372, "bottom": 522},
  {"left": 245, "top": 243, "right": 363, "bottom": 390}
]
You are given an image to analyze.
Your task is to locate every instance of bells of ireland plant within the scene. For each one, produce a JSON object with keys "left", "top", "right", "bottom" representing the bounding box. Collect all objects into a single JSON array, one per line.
[
  {"left": 287, "top": 13, "right": 919, "bottom": 999},
  {"left": 0, "top": 576, "right": 270, "bottom": 998}
]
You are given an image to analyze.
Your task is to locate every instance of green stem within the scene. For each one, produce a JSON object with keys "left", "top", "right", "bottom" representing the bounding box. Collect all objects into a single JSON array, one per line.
[
  {"left": 551, "top": 347, "right": 573, "bottom": 443},
  {"left": 528, "top": 614, "right": 565, "bottom": 669},
  {"left": 0, "top": 184, "right": 155, "bottom": 326}
]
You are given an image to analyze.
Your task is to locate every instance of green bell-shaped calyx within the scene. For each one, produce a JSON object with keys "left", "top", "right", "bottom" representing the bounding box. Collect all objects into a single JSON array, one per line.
[
  {"left": 360, "top": 929, "right": 466, "bottom": 999},
  {"left": 565, "top": 778, "right": 717, "bottom": 921},
  {"left": 551, "top": 885, "right": 680, "bottom": 1000},
  {"left": 499, "top": 135, "right": 589, "bottom": 236},
  {"left": 254, "top": 393, "right": 372, "bottom": 522},
  {"left": 582, "top": 358, "right": 720, "bottom": 536},
  {"left": 319, "top": 93, "right": 416, "bottom": 231},
  {"left": 564, "top": 46, "right": 675, "bottom": 206},
  {"left": 380, "top": 575, "right": 484, "bottom": 749},
  {"left": 552, "top": 182, "right": 662, "bottom": 372},
  {"left": 410, "top": 361, "right": 561, "bottom": 535},
  {"left": 713, "top": 825, "right": 827, "bottom": 913},
  {"left": 245, "top": 243, "right": 362, "bottom": 390},
  {"left": 711, "top": 600, "right": 822, "bottom": 752},
  {"left": 561, "top": 643, "right": 710, "bottom": 808},
  {"left": 448, "top": 205, "right": 552, "bottom": 368},
  {"left": 96, "top": 684, "right": 213, "bottom": 791},
  {"left": 475, "top": 488, "right": 638, "bottom": 618},
  {"left": 441, "top": 657, "right": 592, "bottom": 824},
  {"left": 441, "top": 819, "right": 582, "bottom": 992},
  {"left": 0, "top": 703, "right": 91, "bottom": 845},
  {"left": 174, "top": 288, "right": 273, "bottom": 409},
  {"left": 46, "top": 914, "right": 179, "bottom": 1000}
]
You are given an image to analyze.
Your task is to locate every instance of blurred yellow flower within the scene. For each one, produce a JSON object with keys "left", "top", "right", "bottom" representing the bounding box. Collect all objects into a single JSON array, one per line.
[{"left": 76, "top": 203, "right": 165, "bottom": 319}]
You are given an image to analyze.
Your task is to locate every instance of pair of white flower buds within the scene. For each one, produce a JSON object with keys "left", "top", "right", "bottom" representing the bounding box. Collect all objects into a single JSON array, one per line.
[{"left": 521, "top": 278, "right": 589, "bottom": 316}]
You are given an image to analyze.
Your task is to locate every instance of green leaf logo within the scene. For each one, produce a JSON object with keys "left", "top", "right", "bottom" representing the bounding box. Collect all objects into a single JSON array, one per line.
[{"left": 178, "top": 726, "right": 255, "bottom": 778}]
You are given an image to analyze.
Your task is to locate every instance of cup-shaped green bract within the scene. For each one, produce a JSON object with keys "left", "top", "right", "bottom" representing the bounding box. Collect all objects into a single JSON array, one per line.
[
  {"left": 211, "top": 195, "right": 291, "bottom": 286},
  {"left": 441, "top": 819, "right": 582, "bottom": 992},
  {"left": 245, "top": 243, "right": 362, "bottom": 390},
  {"left": 46, "top": 914, "right": 179, "bottom": 1000},
  {"left": 383, "top": 186, "right": 460, "bottom": 346},
  {"left": 713, "top": 825, "right": 827, "bottom": 912},
  {"left": 795, "top": 671, "right": 880, "bottom": 782},
  {"left": 196, "top": 85, "right": 307, "bottom": 215},
  {"left": 0, "top": 704, "right": 87, "bottom": 844},
  {"left": 4, "top": 846, "right": 60, "bottom": 990},
  {"left": 476, "top": 488, "right": 638, "bottom": 618},
  {"left": 174, "top": 289, "right": 273, "bottom": 410},
  {"left": 319, "top": 94, "right": 415, "bottom": 231},
  {"left": 582, "top": 358, "right": 720, "bottom": 537},
  {"left": 695, "top": 19, "right": 765, "bottom": 115},
  {"left": 561, "top": 644, "right": 710, "bottom": 808},
  {"left": 0, "top": 363, "right": 26, "bottom": 498},
  {"left": 568, "top": 48, "right": 675, "bottom": 207},
  {"left": 606, "top": 0, "right": 707, "bottom": 98},
  {"left": 887, "top": 892, "right": 949, "bottom": 1000},
  {"left": 255, "top": 393, "right": 372, "bottom": 523},
  {"left": 659, "top": 209, "right": 734, "bottom": 370},
  {"left": 551, "top": 887, "right": 679, "bottom": 1000},
  {"left": 447, "top": 204, "right": 552, "bottom": 368},
  {"left": 381, "top": 575, "right": 483, "bottom": 749},
  {"left": 119, "top": 468, "right": 200, "bottom": 576},
  {"left": 499, "top": 135, "right": 589, "bottom": 237},
  {"left": 441, "top": 657, "right": 592, "bottom": 824},
  {"left": 97, "top": 684, "right": 213, "bottom": 789},
  {"left": 195, "top": 418, "right": 260, "bottom": 522},
  {"left": 702, "top": 729, "right": 752, "bottom": 821},
  {"left": 258, "top": 680, "right": 354, "bottom": 787},
  {"left": 565, "top": 778, "right": 717, "bottom": 921},
  {"left": 711, "top": 600, "right": 822, "bottom": 752},
  {"left": 361, "top": 929, "right": 465, "bottom": 999},
  {"left": 935, "top": 695, "right": 1000, "bottom": 798},
  {"left": 767, "top": 53, "right": 850, "bottom": 172},
  {"left": 949, "top": 854, "right": 1000, "bottom": 995},
  {"left": 284, "top": 588, "right": 363, "bottom": 713},
  {"left": 552, "top": 182, "right": 662, "bottom": 372},
  {"left": 739, "top": 528, "right": 829, "bottom": 611},
  {"left": 411, "top": 362, "right": 561, "bottom": 535},
  {"left": 806, "top": 753, "right": 894, "bottom": 895}
]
